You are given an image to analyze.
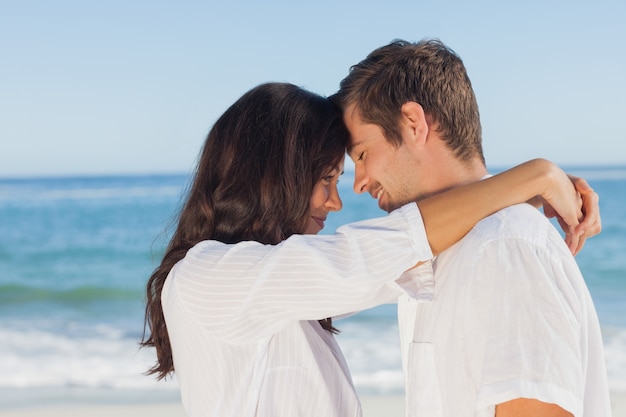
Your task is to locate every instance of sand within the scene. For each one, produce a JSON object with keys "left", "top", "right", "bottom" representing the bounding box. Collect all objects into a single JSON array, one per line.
[{"left": 0, "top": 392, "right": 624, "bottom": 416}]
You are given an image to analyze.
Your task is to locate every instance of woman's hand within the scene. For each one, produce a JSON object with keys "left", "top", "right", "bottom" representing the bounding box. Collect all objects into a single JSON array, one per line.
[{"left": 541, "top": 173, "right": 601, "bottom": 255}]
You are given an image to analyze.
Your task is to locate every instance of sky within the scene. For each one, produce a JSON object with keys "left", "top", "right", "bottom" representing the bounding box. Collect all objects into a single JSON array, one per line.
[{"left": 1, "top": 0, "right": 625, "bottom": 178}]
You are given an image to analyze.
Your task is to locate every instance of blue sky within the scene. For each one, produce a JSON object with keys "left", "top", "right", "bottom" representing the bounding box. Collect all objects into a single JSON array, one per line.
[{"left": 1, "top": 0, "right": 625, "bottom": 177}]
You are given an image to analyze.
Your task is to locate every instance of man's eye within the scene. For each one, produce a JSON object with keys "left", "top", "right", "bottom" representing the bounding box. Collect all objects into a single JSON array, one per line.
[{"left": 358, "top": 152, "right": 364, "bottom": 161}]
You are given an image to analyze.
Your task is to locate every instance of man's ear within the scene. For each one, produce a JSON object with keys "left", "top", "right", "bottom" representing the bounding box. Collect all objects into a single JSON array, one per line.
[{"left": 400, "top": 101, "right": 429, "bottom": 145}]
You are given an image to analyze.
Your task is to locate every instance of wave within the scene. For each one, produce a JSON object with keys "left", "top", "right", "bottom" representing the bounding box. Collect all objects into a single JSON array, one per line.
[
  {"left": 0, "top": 174, "right": 190, "bottom": 202},
  {"left": 0, "top": 185, "right": 184, "bottom": 202},
  {"left": 0, "top": 324, "right": 177, "bottom": 391},
  {"left": 488, "top": 164, "right": 626, "bottom": 181},
  {"left": 564, "top": 166, "right": 626, "bottom": 181},
  {"left": 0, "top": 316, "right": 624, "bottom": 395},
  {"left": 0, "top": 284, "right": 141, "bottom": 305},
  {"left": 603, "top": 326, "right": 626, "bottom": 392}
]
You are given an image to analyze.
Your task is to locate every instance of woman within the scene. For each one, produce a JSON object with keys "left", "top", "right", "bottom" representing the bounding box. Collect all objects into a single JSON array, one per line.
[{"left": 142, "top": 83, "right": 597, "bottom": 417}]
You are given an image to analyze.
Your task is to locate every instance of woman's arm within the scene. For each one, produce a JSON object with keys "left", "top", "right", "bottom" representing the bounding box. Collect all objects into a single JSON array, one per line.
[{"left": 417, "top": 158, "right": 600, "bottom": 256}]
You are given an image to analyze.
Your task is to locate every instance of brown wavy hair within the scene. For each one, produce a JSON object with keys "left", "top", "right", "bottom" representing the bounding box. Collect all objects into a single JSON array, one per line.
[{"left": 141, "top": 83, "right": 349, "bottom": 380}]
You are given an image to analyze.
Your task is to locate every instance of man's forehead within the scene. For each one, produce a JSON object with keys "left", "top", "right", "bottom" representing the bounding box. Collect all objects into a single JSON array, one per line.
[
  {"left": 346, "top": 137, "right": 363, "bottom": 155},
  {"left": 343, "top": 102, "right": 362, "bottom": 124}
]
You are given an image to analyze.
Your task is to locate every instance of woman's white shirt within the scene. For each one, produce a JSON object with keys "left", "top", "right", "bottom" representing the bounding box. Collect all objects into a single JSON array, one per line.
[{"left": 161, "top": 203, "right": 433, "bottom": 417}]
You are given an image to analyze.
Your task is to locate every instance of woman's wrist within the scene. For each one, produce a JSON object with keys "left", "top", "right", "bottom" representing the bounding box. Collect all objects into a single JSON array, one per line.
[{"left": 536, "top": 158, "right": 559, "bottom": 202}]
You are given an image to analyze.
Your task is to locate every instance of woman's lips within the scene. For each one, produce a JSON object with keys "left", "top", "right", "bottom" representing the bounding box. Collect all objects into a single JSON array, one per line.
[{"left": 312, "top": 216, "right": 326, "bottom": 229}]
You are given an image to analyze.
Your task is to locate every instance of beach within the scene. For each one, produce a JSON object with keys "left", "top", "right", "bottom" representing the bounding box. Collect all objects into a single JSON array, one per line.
[
  {"left": 1, "top": 171, "right": 624, "bottom": 416},
  {"left": 0, "top": 393, "right": 624, "bottom": 416}
]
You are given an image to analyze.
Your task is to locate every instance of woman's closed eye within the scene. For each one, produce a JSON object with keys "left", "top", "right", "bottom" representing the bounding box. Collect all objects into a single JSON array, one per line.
[{"left": 322, "top": 175, "right": 338, "bottom": 185}]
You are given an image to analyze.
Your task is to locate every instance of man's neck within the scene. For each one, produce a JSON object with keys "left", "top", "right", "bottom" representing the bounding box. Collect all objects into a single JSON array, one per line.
[{"left": 420, "top": 157, "right": 487, "bottom": 199}]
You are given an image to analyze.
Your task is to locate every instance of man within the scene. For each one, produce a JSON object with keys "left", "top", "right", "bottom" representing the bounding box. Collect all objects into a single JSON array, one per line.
[{"left": 331, "top": 39, "right": 610, "bottom": 417}]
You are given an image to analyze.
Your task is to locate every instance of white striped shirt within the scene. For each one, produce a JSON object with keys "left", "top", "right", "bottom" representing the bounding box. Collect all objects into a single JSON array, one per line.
[{"left": 162, "top": 203, "right": 433, "bottom": 417}]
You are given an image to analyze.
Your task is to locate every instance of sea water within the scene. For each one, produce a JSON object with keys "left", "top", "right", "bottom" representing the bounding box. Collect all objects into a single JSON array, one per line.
[{"left": 0, "top": 166, "right": 624, "bottom": 407}]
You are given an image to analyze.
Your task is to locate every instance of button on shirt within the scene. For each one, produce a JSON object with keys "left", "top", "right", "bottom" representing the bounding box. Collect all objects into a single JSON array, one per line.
[
  {"left": 398, "top": 203, "right": 611, "bottom": 417},
  {"left": 161, "top": 203, "right": 434, "bottom": 417}
]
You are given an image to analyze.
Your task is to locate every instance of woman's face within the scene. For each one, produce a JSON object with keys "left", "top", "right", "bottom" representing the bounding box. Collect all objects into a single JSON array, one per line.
[{"left": 304, "top": 157, "right": 345, "bottom": 235}]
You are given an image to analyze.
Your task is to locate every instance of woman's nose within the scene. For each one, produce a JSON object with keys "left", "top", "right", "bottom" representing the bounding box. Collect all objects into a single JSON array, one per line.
[{"left": 326, "top": 185, "right": 343, "bottom": 212}]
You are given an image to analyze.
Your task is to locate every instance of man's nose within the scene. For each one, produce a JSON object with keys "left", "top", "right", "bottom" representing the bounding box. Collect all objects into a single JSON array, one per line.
[{"left": 353, "top": 165, "right": 368, "bottom": 194}]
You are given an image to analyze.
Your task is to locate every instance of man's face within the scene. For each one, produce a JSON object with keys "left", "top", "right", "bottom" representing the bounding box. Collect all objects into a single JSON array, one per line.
[{"left": 343, "top": 104, "right": 423, "bottom": 212}]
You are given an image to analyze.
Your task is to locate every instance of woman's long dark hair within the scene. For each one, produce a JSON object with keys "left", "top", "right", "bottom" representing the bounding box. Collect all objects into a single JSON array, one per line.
[{"left": 141, "top": 83, "right": 349, "bottom": 379}]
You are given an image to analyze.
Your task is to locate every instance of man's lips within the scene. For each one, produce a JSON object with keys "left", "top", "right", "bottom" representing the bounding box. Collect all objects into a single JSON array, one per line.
[{"left": 372, "top": 188, "right": 385, "bottom": 209}]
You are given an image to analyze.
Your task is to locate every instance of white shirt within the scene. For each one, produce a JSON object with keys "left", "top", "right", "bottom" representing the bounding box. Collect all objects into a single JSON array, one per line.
[
  {"left": 398, "top": 203, "right": 611, "bottom": 417},
  {"left": 162, "top": 203, "right": 433, "bottom": 417}
]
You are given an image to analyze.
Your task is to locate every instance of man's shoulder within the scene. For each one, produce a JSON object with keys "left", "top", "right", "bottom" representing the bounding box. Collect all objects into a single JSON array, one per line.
[
  {"left": 480, "top": 202, "right": 546, "bottom": 224},
  {"left": 469, "top": 203, "right": 557, "bottom": 247}
]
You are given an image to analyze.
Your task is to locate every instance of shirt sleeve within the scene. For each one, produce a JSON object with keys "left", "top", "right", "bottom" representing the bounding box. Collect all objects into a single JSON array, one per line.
[
  {"left": 472, "top": 234, "right": 588, "bottom": 416},
  {"left": 164, "top": 203, "right": 433, "bottom": 344}
]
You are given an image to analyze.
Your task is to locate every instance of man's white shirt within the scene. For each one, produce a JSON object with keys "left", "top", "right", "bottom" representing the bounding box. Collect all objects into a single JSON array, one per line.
[{"left": 398, "top": 203, "right": 611, "bottom": 417}]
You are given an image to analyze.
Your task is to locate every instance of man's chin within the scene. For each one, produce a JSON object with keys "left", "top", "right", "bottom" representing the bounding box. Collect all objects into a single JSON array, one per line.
[
  {"left": 384, "top": 199, "right": 413, "bottom": 213},
  {"left": 377, "top": 200, "right": 390, "bottom": 213},
  {"left": 380, "top": 201, "right": 401, "bottom": 213}
]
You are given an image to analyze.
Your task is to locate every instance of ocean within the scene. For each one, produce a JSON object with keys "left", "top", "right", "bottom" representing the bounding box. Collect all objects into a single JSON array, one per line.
[{"left": 0, "top": 166, "right": 625, "bottom": 407}]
